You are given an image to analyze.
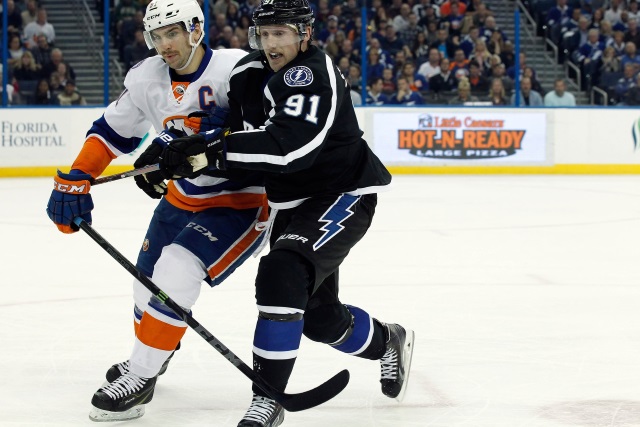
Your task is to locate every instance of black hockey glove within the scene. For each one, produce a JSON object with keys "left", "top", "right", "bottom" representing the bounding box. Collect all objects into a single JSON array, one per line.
[
  {"left": 134, "top": 128, "right": 185, "bottom": 199},
  {"left": 159, "top": 128, "right": 229, "bottom": 179}
]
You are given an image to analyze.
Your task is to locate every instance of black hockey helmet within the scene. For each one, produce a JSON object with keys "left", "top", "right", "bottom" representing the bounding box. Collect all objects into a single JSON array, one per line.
[
  {"left": 252, "top": 0, "right": 314, "bottom": 27},
  {"left": 248, "top": 0, "right": 315, "bottom": 50}
]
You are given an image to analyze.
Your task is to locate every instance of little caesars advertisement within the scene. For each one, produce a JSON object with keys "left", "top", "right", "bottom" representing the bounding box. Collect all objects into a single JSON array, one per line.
[{"left": 372, "top": 111, "right": 547, "bottom": 165}]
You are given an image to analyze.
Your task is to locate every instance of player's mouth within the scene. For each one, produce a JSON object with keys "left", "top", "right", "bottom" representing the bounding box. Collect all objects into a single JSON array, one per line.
[
  {"left": 163, "top": 52, "right": 179, "bottom": 61},
  {"left": 268, "top": 52, "right": 283, "bottom": 60}
]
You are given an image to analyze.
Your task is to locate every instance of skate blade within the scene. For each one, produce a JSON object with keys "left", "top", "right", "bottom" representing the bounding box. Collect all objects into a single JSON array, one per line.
[
  {"left": 395, "top": 329, "right": 415, "bottom": 403},
  {"left": 88, "top": 405, "right": 145, "bottom": 422}
]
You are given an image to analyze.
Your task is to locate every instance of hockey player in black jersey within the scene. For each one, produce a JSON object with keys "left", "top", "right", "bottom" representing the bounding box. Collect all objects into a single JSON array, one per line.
[{"left": 159, "top": 0, "right": 415, "bottom": 425}]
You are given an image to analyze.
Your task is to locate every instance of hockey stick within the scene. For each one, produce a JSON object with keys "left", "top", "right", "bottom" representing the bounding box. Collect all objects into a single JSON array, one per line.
[
  {"left": 92, "top": 164, "right": 160, "bottom": 186},
  {"left": 72, "top": 217, "right": 350, "bottom": 412}
]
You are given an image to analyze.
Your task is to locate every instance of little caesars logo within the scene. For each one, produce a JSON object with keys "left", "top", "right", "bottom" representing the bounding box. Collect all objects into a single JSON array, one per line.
[
  {"left": 1, "top": 121, "right": 64, "bottom": 147},
  {"left": 398, "top": 114, "right": 525, "bottom": 159}
]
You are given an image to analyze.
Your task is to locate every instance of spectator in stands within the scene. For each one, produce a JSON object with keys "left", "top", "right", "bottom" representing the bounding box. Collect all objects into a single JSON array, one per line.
[
  {"left": 450, "top": 48, "right": 470, "bottom": 80},
  {"left": 544, "top": 78, "right": 576, "bottom": 105},
  {"left": 469, "top": 39, "right": 493, "bottom": 75},
  {"left": 8, "top": 35, "right": 26, "bottom": 70},
  {"left": 49, "top": 71, "right": 63, "bottom": 97},
  {"left": 400, "top": 12, "right": 423, "bottom": 48},
  {"left": 2, "top": 0, "right": 23, "bottom": 39},
  {"left": 472, "top": 2, "right": 493, "bottom": 28},
  {"left": 414, "top": 0, "right": 440, "bottom": 22},
  {"left": 487, "top": 28, "right": 505, "bottom": 56},
  {"left": 468, "top": 60, "right": 489, "bottom": 95},
  {"left": 546, "top": 0, "right": 572, "bottom": 45},
  {"left": 387, "top": 0, "right": 404, "bottom": 19},
  {"left": 429, "top": 57, "right": 458, "bottom": 93},
  {"left": 339, "top": 38, "right": 360, "bottom": 64},
  {"left": 42, "top": 48, "right": 75, "bottom": 82},
  {"left": 624, "top": 19, "right": 640, "bottom": 47},
  {"left": 391, "top": 76, "right": 425, "bottom": 104},
  {"left": 418, "top": 48, "right": 442, "bottom": 80},
  {"left": 413, "top": 32, "right": 430, "bottom": 59},
  {"left": 22, "top": 8, "right": 55, "bottom": 49},
  {"left": 460, "top": 26, "right": 481, "bottom": 58},
  {"left": 214, "top": 25, "right": 234, "bottom": 49},
  {"left": 213, "top": 0, "right": 239, "bottom": 17},
  {"left": 239, "top": 0, "right": 259, "bottom": 19},
  {"left": 225, "top": 2, "right": 242, "bottom": 29},
  {"left": 208, "top": 13, "right": 227, "bottom": 46},
  {"left": 400, "top": 61, "right": 429, "bottom": 92},
  {"left": 628, "top": 0, "right": 640, "bottom": 23},
  {"left": 445, "top": 3, "right": 466, "bottom": 39},
  {"left": 348, "top": 64, "right": 362, "bottom": 92},
  {"left": 621, "top": 41, "right": 640, "bottom": 71},
  {"left": 123, "top": 29, "right": 150, "bottom": 71},
  {"left": 507, "top": 52, "right": 531, "bottom": 80},
  {"left": 317, "top": 15, "right": 339, "bottom": 48},
  {"left": 600, "top": 45, "right": 622, "bottom": 72},
  {"left": 490, "top": 62, "right": 514, "bottom": 95},
  {"left": 615, "top": 63, "right": 637, "bottom": 99},
  {"left": 608, "top": 30, "right": 627, "bottom": 56},
  {"left": 430, "top": 28, "right": 457, "bottom": 59},
  {"left": 366, "top": 77, "right": 391, "bottom": 105},
  {"left": 600, "top": 20, "right": 614, "bottom": 43},
  {"left": 480, "top": 16, "right": 507, "bottom": 44},
  {"left": 449, "top": 78, "right": 479, "bottom": 104},
  {"left": 511, "top": 76, "right": 544, "bottom": 106},
  {"left": 392, "top": 3, "right": 411, "bottom": 33},
  {"left": 366, "top": 49, "right": 386, "bottom": 79},
  {"left": 381, "top": 67, "right": 397, "bottom": 95},
  {"left": 381, "top": 25, "right": 405, "bottom": 56},
  {"left": 0, "top": 70, "right": 16, "bottom": 105},
  {"left": 590, "top": 7, "right": 604, "bottom": 30},
  {"left": 325, "top": 30, "right": 346, "bottom": 59},
  {"left": 499, "top": 40, "right": 515, "bottom": 69},
  {"left": 30, "top": 34, "right": 52, "bottom": 68},
  {"left": 524, "top": 66, "right": 544, "bottom": 94},
  {"left": 21, "top": 0, "right": 37, "bottom": 27},
  {"left": 34, "top": 78, "right": 55, "bottom": 105},
  {"left": 119, "top": 10, "right": 145, "bottom": 60},
  {"left": 604, "top": 0, "right": 625, "bottom": 25},
  {"left": 563, "top": 15, "right": 590, "bottom": 57},
  {"left": 57, "top": 80, "right": 86, "bottom": 106},
  {"left": 392, "top": 49, "right": 408, "bottom": 77},
  {"left": 12, "top": 50, "right": 42, "bottom": 81},
  {"left": 622, "top": 72, "right": 640, "bottom": 104},
  {"left": 486, "top": 77, "right": 509, "bottom": 105},
  {"left": 440, "top": 0, "right": 467, "bottom": 17}
]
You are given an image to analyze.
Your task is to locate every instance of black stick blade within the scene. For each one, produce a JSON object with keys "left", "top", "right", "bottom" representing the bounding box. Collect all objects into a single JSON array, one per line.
[{"left": 274, "top": 369, "right": 350, "bottom": 412}]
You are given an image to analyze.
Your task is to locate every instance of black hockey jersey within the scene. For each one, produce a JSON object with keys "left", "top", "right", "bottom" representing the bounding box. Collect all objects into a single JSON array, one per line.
[{"left": 225, "top": 46, "right": 391, "bottom": 208}]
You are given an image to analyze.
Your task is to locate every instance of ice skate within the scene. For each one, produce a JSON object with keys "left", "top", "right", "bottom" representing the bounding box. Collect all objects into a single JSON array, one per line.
[
  {"left": 105, "top": 342, "right": 180, "bottom": 382},
  {"left": 237, "top": 393, "right": 284, "bottom": 427},
  {"left": 89, "top": 372, "right": 156, "bottom": 422},
  {"left": 380, "top": 323, "right": 415, "bottom": 402}
]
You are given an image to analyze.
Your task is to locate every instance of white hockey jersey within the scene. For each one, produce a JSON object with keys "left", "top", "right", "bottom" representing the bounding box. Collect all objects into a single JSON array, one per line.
[{"left": 73, "top": 47, "right": 266, "bottom": 212}]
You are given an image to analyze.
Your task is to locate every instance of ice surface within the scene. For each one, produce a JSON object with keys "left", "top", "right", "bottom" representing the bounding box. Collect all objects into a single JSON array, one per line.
[{"left": 2, "top": 175, "right": 640, "bottom": 426}]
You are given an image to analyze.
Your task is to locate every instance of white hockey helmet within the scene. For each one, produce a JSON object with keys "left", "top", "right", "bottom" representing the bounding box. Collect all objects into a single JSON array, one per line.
[{"left": 143, "top": 0, "right": 205, "bottom": 69}]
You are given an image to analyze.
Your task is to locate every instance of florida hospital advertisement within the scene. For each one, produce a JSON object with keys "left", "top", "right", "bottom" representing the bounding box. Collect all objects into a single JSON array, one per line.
[{"left": 371, "top": 110, "right": 548, "bottom": 166}]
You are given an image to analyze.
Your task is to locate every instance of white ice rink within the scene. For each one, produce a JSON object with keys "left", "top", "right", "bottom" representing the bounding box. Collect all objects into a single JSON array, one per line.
[{"left": 3, "top": 175, "right": 640, "bottom": 426}]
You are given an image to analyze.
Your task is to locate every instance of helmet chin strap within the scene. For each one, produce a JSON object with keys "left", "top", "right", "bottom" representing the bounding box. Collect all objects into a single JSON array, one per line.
[{"left": 175, "top": 29, "right": 204, "bottom": 71}]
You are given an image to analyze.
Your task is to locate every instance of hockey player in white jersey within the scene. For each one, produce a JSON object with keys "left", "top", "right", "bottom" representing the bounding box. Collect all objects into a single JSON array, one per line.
[{"left": 45, "top": 0, "right": 266, "bottom": 421}]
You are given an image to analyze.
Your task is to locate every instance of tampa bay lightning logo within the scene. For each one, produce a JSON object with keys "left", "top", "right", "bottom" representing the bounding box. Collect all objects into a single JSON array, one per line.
[
  {"left": 313, "top": 195, "right": 360, "bottom": 251},
  {"left": 284, "top": 66, "right": 314, "bottom": 87}
]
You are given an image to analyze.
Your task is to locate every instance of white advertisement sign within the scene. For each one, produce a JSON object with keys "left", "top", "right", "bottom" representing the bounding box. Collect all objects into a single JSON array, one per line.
[
  {"left": 0, "top": 108, "right": 153, "bottom": 168},
  {"left": 372, "top": 111, "right": 548, "bottom": 165}
]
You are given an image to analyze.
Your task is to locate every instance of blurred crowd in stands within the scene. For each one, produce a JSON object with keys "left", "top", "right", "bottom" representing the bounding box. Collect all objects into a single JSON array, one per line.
[
  {"left": 0, "top": 0, "right": 85, "bottom": 105},
  {"left": 532, "top": 0, "right": 640, "bottom": 104},
  {"left": 7, "top": 0, "right": 639, "bottom": 106}
]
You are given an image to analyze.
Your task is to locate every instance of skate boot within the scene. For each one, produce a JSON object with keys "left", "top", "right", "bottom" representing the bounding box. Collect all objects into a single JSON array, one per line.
[
  {"left": 237, "top": 393, "right": 285, "bottom": 427},
  {"left": 380, "top": 323, "right": 415, "bottom": 402},
  {"left": 89, "top": 372, "right": 156, "bottom": 422},
  {"left": 105, "top": 342, "right": 180, "bottom": 382}
]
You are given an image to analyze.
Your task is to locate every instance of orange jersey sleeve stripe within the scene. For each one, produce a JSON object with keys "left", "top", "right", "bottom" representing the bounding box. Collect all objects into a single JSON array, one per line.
[
  {"left": 208, "top": 207, "right": 269, "bottom": 279},
  {"left": 137, "top": 312, "right": 187, "bottom": 351},
  {"left": 165, "top": 182, "right": 268, "bottom": 212},
  {"left": 71, "top": 136, "right": 117, "bottom": 178}
]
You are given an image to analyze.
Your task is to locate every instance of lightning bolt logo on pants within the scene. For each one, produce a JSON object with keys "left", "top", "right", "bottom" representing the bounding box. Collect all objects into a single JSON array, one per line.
[{"left": 313, "top": 195, "right": 360, "bottom": 251}]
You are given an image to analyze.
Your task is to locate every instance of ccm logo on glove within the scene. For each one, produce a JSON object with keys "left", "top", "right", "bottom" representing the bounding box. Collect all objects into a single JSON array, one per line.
[{"left": 53, "top": 176, "right": 91, "bottom": 194}]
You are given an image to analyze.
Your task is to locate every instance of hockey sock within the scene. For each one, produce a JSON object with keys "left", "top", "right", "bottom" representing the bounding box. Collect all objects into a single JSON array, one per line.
[
  {"left": 330, "top": 305, "right": 387, "bottom": 360},
  {"left": 251, "top": 311, "right": 304, "bottom": 394},
  {"left": 133, "top": 304, "right": 144, "bottom": 336},
  {"left": 130, "top": 296, "right": 188, "bottom": 378}
]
